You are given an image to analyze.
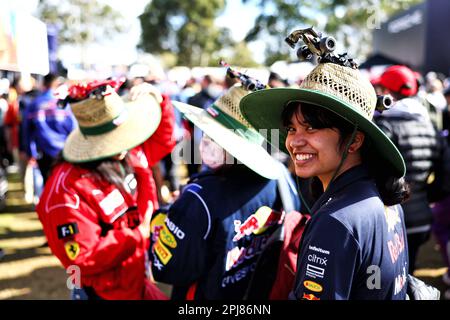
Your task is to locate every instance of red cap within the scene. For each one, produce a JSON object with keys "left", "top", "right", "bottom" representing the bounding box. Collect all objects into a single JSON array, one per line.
[{"left": 379, "top": 65, "right": 418, "bottom": 97}]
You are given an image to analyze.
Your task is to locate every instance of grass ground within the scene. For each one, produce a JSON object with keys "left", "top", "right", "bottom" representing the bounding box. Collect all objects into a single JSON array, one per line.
[{"left": 0, "top": 172, "right": 448, "bottom": 299}]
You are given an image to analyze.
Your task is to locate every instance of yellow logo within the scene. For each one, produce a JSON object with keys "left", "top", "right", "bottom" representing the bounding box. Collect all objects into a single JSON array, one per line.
[
  {"left": 160, "top": 226, "right": 177, "bottom": 248},
  {"left": 64, "top": 241, "right": 80, "bottom": 261},
  {"left": 154, "top": 240, "right": 172, "bottom": 265},
  {"left": 304, "top": 280, "right": 323, "bottom": 293},
  {"left": 150, "top": 212, "right": 167, "bottom": 231},
  {"left": 150, "top": 212, "right": 177, "bottom": 248}
]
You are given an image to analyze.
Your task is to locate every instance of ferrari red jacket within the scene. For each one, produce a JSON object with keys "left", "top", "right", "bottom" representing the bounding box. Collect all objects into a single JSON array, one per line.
[{"left": 36, "top": 95, "right": 175, "bottom": 299}]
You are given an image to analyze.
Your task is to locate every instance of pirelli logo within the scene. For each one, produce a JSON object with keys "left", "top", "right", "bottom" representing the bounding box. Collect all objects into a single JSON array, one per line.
[{"left": 154, "top": 240, "right": 172, "bottom": 265}]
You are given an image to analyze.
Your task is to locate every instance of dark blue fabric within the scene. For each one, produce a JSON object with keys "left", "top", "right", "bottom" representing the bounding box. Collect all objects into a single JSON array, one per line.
[
  {"left": 150, "top": 165, "right": 300, "bottom": 300},
  {"left": 23, "top": 90, "right": 76, "bottom": 158},
  {"left": 291, "top": 165, "right": 409, "bottom": 300}
]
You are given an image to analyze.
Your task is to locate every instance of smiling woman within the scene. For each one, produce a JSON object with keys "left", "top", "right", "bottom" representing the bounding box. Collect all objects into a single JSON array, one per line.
[{"left": 239, "top": 28, "right": 414, "bottom": 300}]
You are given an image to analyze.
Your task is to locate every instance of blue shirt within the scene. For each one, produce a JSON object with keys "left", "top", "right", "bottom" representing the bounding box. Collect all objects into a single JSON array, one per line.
[
  {"left": 23, "top": 89, "right": 76, "bottom": 158},
  {"left": 150, "top": 165, "right": 300, "bottom": 300},
  {"left": 291, "top": 165, "right": 409, "bottom": 300}
]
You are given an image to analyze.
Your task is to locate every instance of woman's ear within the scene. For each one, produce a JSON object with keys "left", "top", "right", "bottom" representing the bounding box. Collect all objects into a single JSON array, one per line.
[{"left": 348, "top": 131, "right": 365, "bottom": 153}]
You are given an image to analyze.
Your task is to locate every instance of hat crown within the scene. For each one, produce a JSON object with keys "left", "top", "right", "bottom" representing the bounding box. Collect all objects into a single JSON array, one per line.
[
  {"left": 300, "top": 63, "right": 377, "bottom": 120},
  {"left": 70, "top": 89, "right": 125, "bottom": 128},
  {"left": 213, "top": 84, "right": 253, "bottom": 127}
]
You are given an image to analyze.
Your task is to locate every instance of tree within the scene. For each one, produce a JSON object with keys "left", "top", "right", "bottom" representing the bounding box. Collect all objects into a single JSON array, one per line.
[
  {"left": 243, "top": 0, "right": 423, "bottom": 64},
  {"left": 37, "top": 0, "right": 125, "bottom": 66},
  {"left": 225, "top": 42, "right": 260, "bottom": 68},
  {"left": 138, "top": 0, "right": 235, "bottom": 67}
]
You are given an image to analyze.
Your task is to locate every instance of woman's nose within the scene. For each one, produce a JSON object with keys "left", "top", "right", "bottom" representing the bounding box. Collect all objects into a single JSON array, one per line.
[{"left": 289, "top": 134, "right": 307, "bottom": 148}]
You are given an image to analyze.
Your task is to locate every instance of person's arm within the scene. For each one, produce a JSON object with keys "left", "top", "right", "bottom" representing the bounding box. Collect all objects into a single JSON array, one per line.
[
  {"left": 149, "top": 190, "right": 210, "bottom": 285},
  {"left": 293, "top": 216, "right": 360, "bottom": 300},
  {"left": 141, "top": 94, "right": 176, "bottom": 167},
  {"left": 40, "top": 196, "right": 148, "bottom": 277}
]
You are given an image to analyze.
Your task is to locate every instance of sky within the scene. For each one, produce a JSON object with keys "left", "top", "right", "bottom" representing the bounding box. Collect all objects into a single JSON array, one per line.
[{"left": 14, "top": 0, "right": 264, "bottom": 67}]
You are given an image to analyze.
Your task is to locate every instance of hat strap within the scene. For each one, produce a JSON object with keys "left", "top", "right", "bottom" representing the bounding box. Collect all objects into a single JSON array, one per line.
[
  {"left": 79, "top": 110, "right": 128, "bottom": 136},
  {"left": 206, "top": 105, "right": 263, "bottom": 144}
]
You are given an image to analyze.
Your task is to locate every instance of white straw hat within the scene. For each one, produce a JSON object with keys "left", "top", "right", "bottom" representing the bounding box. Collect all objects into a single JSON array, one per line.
[{"left": 62, "top": 83, "right": 162, "bottom": 163}]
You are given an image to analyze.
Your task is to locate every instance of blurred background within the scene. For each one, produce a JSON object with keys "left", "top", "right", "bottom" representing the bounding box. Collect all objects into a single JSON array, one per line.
[{"left": 0, "top": 0, "right": 449, "bottom": 299}]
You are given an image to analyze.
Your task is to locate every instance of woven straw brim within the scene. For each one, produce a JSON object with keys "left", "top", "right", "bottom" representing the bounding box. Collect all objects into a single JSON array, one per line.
[
  {"left": 63, "top": 94, "right": 162, "bottom": 163},
  {"left": 239, "top": 88, "right": 406, "bottom": 178},
  {"left": 172, "top": 100, "right": 281, "bottom": 180}
]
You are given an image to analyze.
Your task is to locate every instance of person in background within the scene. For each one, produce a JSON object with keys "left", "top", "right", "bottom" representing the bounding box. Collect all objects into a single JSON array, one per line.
[
  {"left": 186, "top": 75, "right": 223, "bottom": 177},
  {"left": 0, "top": 78, "right": 9, "bottom": 167},
  {"left": 268, "top": 72, "right": 288, "bottom": 88},
  {"left": 22, "top": 73, "right": 76, "bottom": 184},
  {"left": 374, "top": 65, "right": 449, "bottom": 273}
]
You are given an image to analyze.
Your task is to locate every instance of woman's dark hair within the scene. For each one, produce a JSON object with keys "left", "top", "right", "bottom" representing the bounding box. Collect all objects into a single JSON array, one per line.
[
  {"left": 52, "top": 152, "right": 135, "bottom": 192},
  {"left": 281, "top": 102, "right": 409, "bottom": 206}
]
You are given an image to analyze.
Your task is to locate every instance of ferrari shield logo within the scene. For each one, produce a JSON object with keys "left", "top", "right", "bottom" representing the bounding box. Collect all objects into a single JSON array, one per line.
[{"left": 64, "top": 241, "right": 80, "bottom": 261}]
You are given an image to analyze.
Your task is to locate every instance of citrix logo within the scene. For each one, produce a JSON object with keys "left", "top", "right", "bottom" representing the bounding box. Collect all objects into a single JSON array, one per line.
[{"left": 308, "top": 254, "right": 327, "bottom": 266}]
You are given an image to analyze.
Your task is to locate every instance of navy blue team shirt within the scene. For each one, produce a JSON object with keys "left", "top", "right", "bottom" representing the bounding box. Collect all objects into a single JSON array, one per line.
[
  {"left": 149, "top": 165, "right": 300, "bottom": 300},
  {"left": 291, "top": 165, "right": 409, "bottom": 300}
]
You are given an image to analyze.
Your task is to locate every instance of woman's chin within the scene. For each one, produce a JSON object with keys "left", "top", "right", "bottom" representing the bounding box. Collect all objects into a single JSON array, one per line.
[{"left": 294, "top": 168, "right": 314, "bottom": 179}]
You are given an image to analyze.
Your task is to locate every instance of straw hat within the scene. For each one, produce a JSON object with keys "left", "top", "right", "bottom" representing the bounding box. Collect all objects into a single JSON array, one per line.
[
  {"left": 172, "top": 84, "right": 281, "bottom": 179},
  {"left": 240, "top": 62, "right": 406, "bottom": 178},
  {"left": 62, "top": 83, "right": 162, "bottom": 163}
]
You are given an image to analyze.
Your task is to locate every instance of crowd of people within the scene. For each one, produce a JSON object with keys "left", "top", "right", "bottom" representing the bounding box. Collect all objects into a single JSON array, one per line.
[{"left": 1, "top": 29, "right": 450, "bottom": 300}]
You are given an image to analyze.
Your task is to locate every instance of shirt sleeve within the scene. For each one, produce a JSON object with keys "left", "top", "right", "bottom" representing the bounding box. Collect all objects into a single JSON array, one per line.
[
  {"left": 39, "top": 195, "right": 144, "bottom": 277},
  {"left": 141, "top": 94, "right": 176, "bottom": 167},
  {"left": 293, "top": 215, "right": 361, "bottom": 300},
  {"left": 149, "top": 189, "right": 210, "bottom": 286}
]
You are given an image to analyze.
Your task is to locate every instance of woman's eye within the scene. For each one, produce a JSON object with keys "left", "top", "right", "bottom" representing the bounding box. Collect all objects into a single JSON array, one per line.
[
  {"left": 306, "top": 126, "right": 316, "bottom": 132},
  {"left": 286, "top": 127, "right": 295, "bottom": 133}
]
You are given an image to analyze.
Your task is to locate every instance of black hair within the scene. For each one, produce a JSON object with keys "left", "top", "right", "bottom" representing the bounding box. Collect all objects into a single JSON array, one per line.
[
  {"left": 43, "top": 73, "right": 57, "bottom": 89},
  {"left": 281, "top": 102, "right": 409, "bottom": 206},
  {"left": 53, "top": 153, "right": 135, "bottom": 192}
]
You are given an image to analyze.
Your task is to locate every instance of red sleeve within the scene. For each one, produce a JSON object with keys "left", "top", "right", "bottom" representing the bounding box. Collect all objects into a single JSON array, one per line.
[
  {"left": 40, "top": 197, "right": 144, "bottom": 277},
  {"left": 141, "top": 94, "right": 176, "bottom": 167}
]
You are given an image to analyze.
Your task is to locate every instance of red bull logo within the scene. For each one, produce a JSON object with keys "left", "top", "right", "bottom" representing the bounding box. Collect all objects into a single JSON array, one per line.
[
  {"left": 303, "top": 293, "right": 320, "bottom": 300},
  {"left": 233, "top": 206, "right": 282, "bottom": 242}
]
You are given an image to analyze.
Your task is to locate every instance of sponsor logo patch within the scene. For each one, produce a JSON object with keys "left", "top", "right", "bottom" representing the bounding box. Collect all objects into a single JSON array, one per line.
[
  {"left": 303, "top": 293, "right": 320, "bottom": 300},
  {"left": 388, "top": 232, "right": 405, "bottom": 264},
  {"left": 64, "top": 241, "right": 80, "bottom": 261},
  {"left": 308, "top": 245, "right": 330, "bottom": 255},
  {"left": 304, "top": 280, "right": 323, "bottom": 293},
  {"left": 57, "top": 223, "right": 79, "bottom": 239},
  {"left": 384, "top": 206, "right": 401, "bottom": 232},
  {"left": 154, "top": 240, "right": 172, "bottom": 265},
  {"left": 307, "top": 254, "right": 327, "bottom": 266},
  {"left": 306, "top": 264, "right": 325, "bottom": 279},
  {"left": 99, "top": 189, "right": 125, "bottom": 217},
  {"left": 233, "top": 206, "right": 282, "bottom": 242},
  {"left": 160, "top": 226, "right": 177, "bottom": 248}
]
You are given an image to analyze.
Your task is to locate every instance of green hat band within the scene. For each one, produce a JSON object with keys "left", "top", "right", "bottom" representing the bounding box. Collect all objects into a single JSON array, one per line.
[
  {"left": 207, "top": 104, "right": 263, "bottom": 145},
  {"left": 79, "top": 110, "right": 128, "bottom": 136}
]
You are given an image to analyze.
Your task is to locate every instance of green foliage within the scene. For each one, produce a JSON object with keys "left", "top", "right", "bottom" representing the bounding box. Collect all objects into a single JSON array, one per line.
[
  {"left": 37, "top": 0, "right": 125, "bottom": 46},
  {"left": 219, "top": 42, "right": 260, "bottom": 68},
  {"left": 139, "top": 0, "right": 244, "bottom": 67}
]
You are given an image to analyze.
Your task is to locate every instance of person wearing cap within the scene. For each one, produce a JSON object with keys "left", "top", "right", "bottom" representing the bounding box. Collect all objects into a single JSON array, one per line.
[
  {"left": 36, "top": 79, "right": 176, "bottom": 300},
  {"left": 373, "top": 65, "right": 449, "bottom": 273},
  {"left": 148, "top": 83, "right": 300, "bottom": 300},
  {"left": 240, "top": 42, "right": 410, "bottom": 299}
]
